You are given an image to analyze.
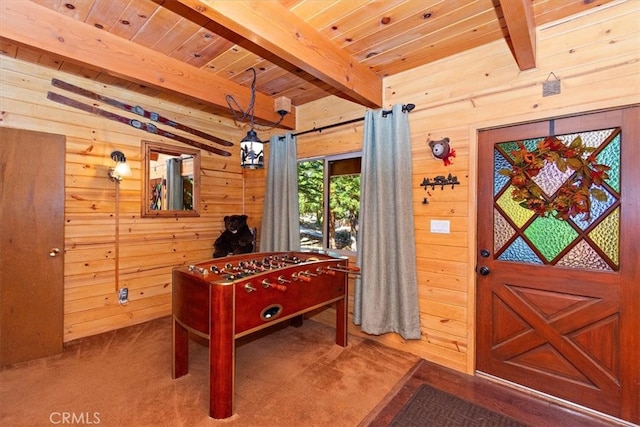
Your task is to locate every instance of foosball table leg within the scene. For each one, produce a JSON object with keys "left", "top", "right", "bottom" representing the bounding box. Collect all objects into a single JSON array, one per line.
[
  {"left": 173, "top": 318, "right": 189, "bottom": 378},
  {"left": 336, "top": 296, "right": 348, "bottom": 347},
  {"left": 290, "top": 314, "right": 304, "bottom": 327},
  {"left": 209, "top": 285, "right": 235, "bottom": 419}
]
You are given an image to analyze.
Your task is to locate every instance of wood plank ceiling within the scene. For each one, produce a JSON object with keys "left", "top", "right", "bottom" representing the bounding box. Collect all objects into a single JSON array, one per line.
[{"left": 0, "top": 0, "right": 616, "bottom": 129}]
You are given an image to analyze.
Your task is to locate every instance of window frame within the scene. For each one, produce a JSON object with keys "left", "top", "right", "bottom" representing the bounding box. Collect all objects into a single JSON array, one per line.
[{"left": 298, "top": 151, "right": 362, "bottom": 255}]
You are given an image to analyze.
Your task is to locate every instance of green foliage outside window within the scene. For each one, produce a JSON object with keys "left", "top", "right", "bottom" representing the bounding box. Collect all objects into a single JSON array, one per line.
[
  {"left": 298, "top": 156, "right": 360, "bottom": 252},
  {"left": 329, "top": 174, "right": 360, "bottom": 250},
  {"left": 298, "top": 160, "right": 324, "bottom": 228}
]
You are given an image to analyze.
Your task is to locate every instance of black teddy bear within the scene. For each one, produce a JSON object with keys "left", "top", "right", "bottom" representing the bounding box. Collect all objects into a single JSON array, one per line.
[{"left": 213, "top": 215, "right": 254, "bottom": 258}]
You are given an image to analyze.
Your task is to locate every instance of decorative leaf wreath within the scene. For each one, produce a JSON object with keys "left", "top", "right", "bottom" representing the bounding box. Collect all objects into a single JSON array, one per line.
[{"left": 499, "top": 135, "right": 610, "bottom": 221}]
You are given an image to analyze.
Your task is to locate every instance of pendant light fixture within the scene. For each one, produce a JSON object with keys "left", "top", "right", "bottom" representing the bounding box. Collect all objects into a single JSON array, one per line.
[
  {"left": 233, "top": 67, "right": 263, "bottom": 169},
  {"left": 240, "top": 129, "right": 264, "bottom": 169},
  {"left": 227, "top": 68, "right": 287, "bottom": 169}
]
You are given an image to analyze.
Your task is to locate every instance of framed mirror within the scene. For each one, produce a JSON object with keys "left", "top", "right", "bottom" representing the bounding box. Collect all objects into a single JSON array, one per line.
[{"left": 142, "top": 141, "right": 201, "bottom": 218}]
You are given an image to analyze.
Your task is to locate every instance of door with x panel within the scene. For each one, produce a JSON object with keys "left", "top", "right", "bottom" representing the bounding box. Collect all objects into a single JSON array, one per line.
[{"left": 476, "top": 107, "right": 639, "bottom": 424}]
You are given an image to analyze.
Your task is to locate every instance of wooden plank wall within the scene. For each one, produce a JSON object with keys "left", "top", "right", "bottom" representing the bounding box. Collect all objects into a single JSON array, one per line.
[
  {"left": 0, "top": 57, "right": 249, "bottom": 341},
  {"left": 302, "top": 1, "right": 640, "bottom": 373}
]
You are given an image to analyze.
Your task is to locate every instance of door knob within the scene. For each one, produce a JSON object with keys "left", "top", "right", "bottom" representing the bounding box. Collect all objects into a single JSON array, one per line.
[
  {"left": 49, "top": 248, "right": 60, "bottom": 257},
  {"left": 479, "top": 266, "right": 490, "bottom": 276},
  {"left": 480, "top": 249, "right": 490, "bottom": 258}
]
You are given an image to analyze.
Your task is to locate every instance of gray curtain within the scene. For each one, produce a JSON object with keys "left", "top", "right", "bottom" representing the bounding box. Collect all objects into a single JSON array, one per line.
[
  {"left": 260, "top": 133, "right": 301, "bottom": 251},
  {"left": 166, "top": 158, "right": 183, "bottom": 210},
  {"left": 353, "top": 104, "right": 421, "bottom": 340}
]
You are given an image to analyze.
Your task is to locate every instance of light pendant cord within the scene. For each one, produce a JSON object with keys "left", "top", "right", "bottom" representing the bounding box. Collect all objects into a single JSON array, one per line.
[{"left": 226, "top": 68, "right": 285, "bottom": 131}]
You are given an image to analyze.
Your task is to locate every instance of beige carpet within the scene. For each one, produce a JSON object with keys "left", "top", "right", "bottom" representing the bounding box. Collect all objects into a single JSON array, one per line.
[{"left": 0, "top": 316, "right": 419, "bottom": 426}]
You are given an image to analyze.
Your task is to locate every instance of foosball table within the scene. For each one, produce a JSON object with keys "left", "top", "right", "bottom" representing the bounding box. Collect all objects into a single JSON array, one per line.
[{"left": 171, "top": 251, "right": 355, "bottom": 419}]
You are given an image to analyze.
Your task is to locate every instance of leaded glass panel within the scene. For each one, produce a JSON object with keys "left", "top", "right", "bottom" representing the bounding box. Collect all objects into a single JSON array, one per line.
[
  {"left": 494, "top": 210, "right": 515, "bottom": 253},
  {"left": 597, "top": 134, "right": 620, "bottom": 193},
  {"left": 495, "top": 185, "right": 535, "bottom": 228},
  {"left": 531, "top": 161, "right": 574, "bottom": 197},
  {"left": 498, "top": 139, "right": 540, "bottom": 162},
  {"left": 573, "top": 185, "right": 616, "bottom": 231},
  {"left": 557, "top": 240, "right": 613, "bottom": 271},
  {"left": 492, "top": 128, "right": 620, "bottom": 270},
  {"left": 557, "top": 129, "right": 614, "bottom": 150},
  {"left": 498, "top": 237, "right": 543, "bottom": 264},
  {"left": 523, "top": 216, "right": 578, "bottom": 262},
  {"left": 588, "top": 207, "right": 620, "bottom": 266},
  {"left": 494, "top": 150, "right": 511, "bottom": 196}
]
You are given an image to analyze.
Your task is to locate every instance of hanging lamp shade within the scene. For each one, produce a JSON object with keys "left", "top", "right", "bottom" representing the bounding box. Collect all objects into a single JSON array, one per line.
[{"left": 240, "top": 129, "right": 264, "bottom": 169}]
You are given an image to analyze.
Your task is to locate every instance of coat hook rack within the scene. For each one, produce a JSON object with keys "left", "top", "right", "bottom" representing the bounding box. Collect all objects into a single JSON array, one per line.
[
  {"left": 420, "top": 173, "right": 461, "bottom": 204},
  {"left": 421, "top": 173, "right": 460, "bottom": 190}
]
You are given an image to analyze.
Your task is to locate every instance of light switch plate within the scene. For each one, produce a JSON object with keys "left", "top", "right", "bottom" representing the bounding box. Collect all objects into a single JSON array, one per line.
[{"left": 430, "top": 219, "right": 450, "bottom": 234}]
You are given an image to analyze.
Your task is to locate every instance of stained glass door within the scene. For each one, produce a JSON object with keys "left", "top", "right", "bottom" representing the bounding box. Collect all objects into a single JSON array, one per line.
[
  {"left": 476, "top": 108, "right": 639, "bottom": 424},
  {"left": 493, "top": 129, "right": 619, "bottom": 270}
]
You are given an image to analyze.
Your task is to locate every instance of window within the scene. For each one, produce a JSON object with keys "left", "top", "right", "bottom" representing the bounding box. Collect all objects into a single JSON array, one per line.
[
  {"left": 142, "top": 141, "right": 201, "bottom": 217},
  {"left": 298, "top": 153, "right": 361, "bottom": 253}
]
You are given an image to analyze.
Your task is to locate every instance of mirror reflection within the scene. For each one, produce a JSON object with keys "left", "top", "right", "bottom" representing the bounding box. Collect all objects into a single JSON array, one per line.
[{"left": 142, "top": 141, "right": 200, "bottom": 217}]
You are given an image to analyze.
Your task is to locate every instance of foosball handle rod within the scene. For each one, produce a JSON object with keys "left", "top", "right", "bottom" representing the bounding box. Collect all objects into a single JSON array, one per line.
[{"left": 327, "top": 265, "right": 361, "bottom": 276}]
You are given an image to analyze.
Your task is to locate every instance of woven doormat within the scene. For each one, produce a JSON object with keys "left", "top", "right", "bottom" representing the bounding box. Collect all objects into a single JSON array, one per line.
[{"left": 390, "top": 384, "right": 528, "bottom": 427}]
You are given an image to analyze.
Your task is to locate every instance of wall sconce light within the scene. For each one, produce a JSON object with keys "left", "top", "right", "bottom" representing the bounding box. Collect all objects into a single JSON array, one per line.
[{"left": 108, "top": 150, "right": 132, "bottom": 181}]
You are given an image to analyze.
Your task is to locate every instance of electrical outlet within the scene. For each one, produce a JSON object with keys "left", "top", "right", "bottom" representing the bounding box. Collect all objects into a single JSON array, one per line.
[{"left": 118, "top": 288, "right": 129, "bottom": 305}]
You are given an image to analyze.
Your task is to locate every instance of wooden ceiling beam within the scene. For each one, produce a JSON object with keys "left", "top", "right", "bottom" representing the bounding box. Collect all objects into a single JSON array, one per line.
[
  {"left": 0, "top": 1, "right": 295, "bottom": 129},
  {"left": 176, "top": 0, "right": 383, "bottom": 109},
  {"left": 499, "top": 0, "right": 537, "bottom": 70}
]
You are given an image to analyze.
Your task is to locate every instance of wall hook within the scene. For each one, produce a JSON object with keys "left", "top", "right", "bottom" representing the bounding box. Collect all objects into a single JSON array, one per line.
[{"left": 420, "top": 173, "right": 460, "bottom": 191}]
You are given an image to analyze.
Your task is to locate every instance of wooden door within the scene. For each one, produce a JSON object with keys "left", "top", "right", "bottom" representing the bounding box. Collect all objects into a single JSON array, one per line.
[
  {"left": 476, "top": 108, "right": 639, "bottom": 424},
  {"left": 0, "top": 127, "right": 65, "bottom": 366}
]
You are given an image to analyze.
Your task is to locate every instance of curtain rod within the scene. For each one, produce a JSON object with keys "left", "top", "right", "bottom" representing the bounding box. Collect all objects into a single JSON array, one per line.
[{"left": 276, "top": 103, "right": 415, "bottom": 140}]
